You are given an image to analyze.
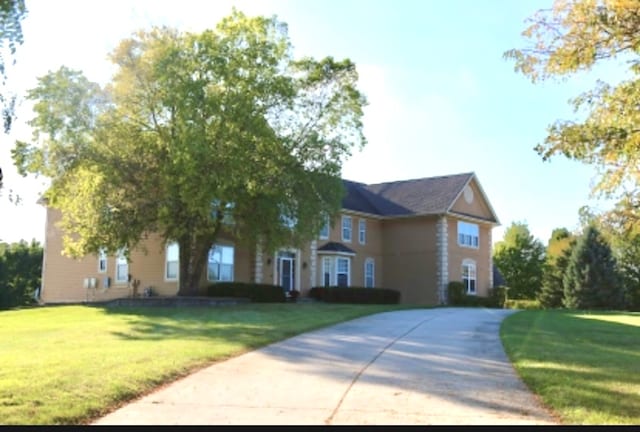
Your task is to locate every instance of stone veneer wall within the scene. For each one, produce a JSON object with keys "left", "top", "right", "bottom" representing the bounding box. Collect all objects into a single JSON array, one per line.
[{"left": 436, "top": 216, "right": 449, "bottom": 304}]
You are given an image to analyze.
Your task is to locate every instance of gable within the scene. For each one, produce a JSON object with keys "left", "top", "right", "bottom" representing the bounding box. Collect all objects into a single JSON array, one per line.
[{"left": 448, "top": 177, "right": 497, "bottom": 223}]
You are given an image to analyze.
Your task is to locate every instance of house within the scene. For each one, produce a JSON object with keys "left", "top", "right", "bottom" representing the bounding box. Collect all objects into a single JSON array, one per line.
[{"left": 39, "top": 172, "right": 499, "bottom": 305}]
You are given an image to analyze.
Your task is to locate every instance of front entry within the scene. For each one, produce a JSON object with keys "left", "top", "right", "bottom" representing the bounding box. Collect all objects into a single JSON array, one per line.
[{"left": 277, "top": 251, "right": 296, "bottom": 292}]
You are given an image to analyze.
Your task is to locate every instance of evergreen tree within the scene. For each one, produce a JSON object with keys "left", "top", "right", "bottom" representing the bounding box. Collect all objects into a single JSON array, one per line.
[{"left": 563, "top": 226, "right": 623, "bottom": 310}]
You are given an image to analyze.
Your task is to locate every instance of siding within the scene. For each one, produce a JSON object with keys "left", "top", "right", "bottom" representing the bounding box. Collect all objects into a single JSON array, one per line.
[
  {"left": 447, "top": 218, "right": 492, "bottom": 297},
  {"left": 381, "top": 216, "right": 439, "bottom": 305},
  {"left": 41, "top": 207, "right": 254, "bottom": 303},
  {"left": 450, "top": 178, "right": 495, "bottom": 221}
]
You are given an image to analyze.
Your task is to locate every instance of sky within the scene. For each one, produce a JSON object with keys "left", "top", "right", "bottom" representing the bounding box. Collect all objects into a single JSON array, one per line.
[{"left": 0, "top": 0, "right": 624, "bottom": 246}]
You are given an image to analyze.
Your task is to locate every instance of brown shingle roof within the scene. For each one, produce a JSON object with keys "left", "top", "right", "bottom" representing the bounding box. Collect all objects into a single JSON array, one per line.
[{"left": 342, "top": 172, "right": 477, "bottom": 217}]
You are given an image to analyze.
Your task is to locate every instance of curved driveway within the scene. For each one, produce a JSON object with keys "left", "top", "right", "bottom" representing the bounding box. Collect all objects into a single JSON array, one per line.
[{"left": 92, "top": 308, "right": 558, "bottom": 425}]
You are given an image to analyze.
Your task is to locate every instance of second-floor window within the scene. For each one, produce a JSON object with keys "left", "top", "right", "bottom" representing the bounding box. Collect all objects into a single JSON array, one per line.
[
  {"left": 458, "top": 221, "right": 479, "bottom": 248},
  {"left": 342, "top": 216, "right": 352, "bottom": 242},
  {"left": 359, "top": 219, "right": 366, "bottom": 244},
  {"left": 319, "top": 216, "right": 330, "bottom": 240}
]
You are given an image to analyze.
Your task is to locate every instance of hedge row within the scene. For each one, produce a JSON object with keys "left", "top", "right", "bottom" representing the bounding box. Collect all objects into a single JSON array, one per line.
[
  {"left": 309, "top": 286, "right": 401, "bottom": 304},
  {"left": 504, "top": 299, "right": 542, "bottom": 310},
  {"left": 206, "top": 282, "right": 286, "bottom": 303},
  {"left": 447, "top": 281, "right": 506, "bottom": 308}
]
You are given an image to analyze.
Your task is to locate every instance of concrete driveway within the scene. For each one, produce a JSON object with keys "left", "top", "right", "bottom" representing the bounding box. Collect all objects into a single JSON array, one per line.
[{"left": 92, "top": 307, "right": 559, "bottom": 425}]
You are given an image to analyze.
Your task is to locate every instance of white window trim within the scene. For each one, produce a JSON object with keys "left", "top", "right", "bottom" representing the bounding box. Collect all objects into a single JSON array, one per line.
[
  {"left": 272, "top": 248, "right": 301, "bottom": 291},
  {"left": 97, "top": 248, "right": 107, "bottom": 274},
  {"left": 319, "top": 216, "right": 330, "bottom": 240},
  {"left": 458, "top": 221, "right": 479, "bottom": 249},
  {"left": 336, "top": 256, "right": 351, "bottom": 287},
  {"left": 359, "top": 219, "right": 366, "bottom": 245},
  {"left": 115, "top": 249, "right": 128, "bottom": 285},
  {"left": 321, "top": 256, "right": 334, "bottom": 286},
  {"left": 462, "top": 259, "right": 477, "bottom": 295},
  {"left": 342, "top": 215, "right": 352, "bottom": 243},
  {"left": 364, "top": 258, "right": 374, "bottom": 288},
  {"left": 165, "top": 242, "right": 179, "bottom": 282},
  {"left": 207, "top": 243, "right": 235, "bottom": 282}
]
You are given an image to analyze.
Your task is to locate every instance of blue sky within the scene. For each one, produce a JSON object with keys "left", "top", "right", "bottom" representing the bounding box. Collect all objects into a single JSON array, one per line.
[{"left": 0, "top": 0, "right": 620, "bottom": 245}]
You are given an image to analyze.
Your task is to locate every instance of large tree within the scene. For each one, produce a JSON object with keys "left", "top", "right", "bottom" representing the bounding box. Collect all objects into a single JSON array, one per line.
[
  {"left": 13, "top": 11, "right": 367, "bottom": 295},
  {"left": 505, "top": 0, "right": 640, "bottom": 225},
  {"left": 538, "top": 227, "right": 576, "bottom": 308},
  {"left": 0, "top": 0, "right": 27, "bottom": 190},
  {"left": 493, "top": 221, "right": 546, "bottom": 300},
  {"left": 563, "top": 225, "right": 623, "bottom": 309}
]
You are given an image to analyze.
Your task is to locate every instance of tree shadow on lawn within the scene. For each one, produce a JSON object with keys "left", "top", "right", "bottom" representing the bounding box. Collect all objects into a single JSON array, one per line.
[{"left": 502, "top": 311, "right": 640, "bottom": 423}]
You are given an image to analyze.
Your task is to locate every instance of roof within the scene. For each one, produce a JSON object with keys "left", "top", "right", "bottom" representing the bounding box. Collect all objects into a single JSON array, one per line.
[
  {"left": 341, "top": 172, "right": 498, "bottom": 223},
  {"left": 317, "top": 241, "right": 356, "bottom": 254}
]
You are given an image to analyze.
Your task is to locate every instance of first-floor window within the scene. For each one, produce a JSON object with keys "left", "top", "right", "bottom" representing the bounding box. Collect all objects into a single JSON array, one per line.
[
  {"left": 115, "top": 249, "right": 128, "bottom": 284},
  {"left": 462, "top": 260, "right": 476, "bottom": 295},
  {"left": 336, "top": 257, "right": 350, "bottom": 287},
  {"left": 208, "top": 244, "right": 234, "bottom": 282},
  {"left": 98, "top": 248, "right": 107, "bottom": 273},
  {"left": 165, "top": 242, "right": 179, "bottom": 280},
  {"left": 364, "top": 258, "right": 374, "bottom": 288},
  {"left": 322, "top": 256, "right": 333, "bottom": 287}
]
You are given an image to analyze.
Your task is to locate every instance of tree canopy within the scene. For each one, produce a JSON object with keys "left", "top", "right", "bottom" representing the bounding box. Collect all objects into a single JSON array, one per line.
[
  {"left": 505, "top": 0, "right": 640, "bottom": 226},
  {"left": 563, "top": 225, "right": 623, "bottom": 309},
  {"left": 493, "top": 221, "right": 546, "bottom": 300},
  {"left": 13, "top": 10, "right": 367, "bottom": 295},
  {"left": 0, "top": 0, "right": 27, "bottom": 190}
]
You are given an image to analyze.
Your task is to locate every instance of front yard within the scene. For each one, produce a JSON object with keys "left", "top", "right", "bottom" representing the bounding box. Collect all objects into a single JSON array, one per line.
[
  {"left": 501, "top": 310, "right": 640, "bottom": 425},
  {"left": 0, "top": 303, "right": 412, "bottom": 425}
]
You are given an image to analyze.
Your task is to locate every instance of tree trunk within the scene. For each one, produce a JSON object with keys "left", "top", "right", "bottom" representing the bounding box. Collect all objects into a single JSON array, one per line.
[{"left": 177, "top": 234, "right": 212, "bottom": 296}]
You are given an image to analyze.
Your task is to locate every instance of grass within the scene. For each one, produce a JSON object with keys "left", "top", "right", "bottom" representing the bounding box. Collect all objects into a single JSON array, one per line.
[
  {"left": 501, "top": 310, "right": 640, "bottom": 425},
  {"left": 0, "top": 302, "right": 414, "bottom": 425}
]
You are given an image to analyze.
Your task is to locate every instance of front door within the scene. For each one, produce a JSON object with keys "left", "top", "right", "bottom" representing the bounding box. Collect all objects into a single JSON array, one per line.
[{"left": 278, "top": 252, "right": 296, "bottom": 292}]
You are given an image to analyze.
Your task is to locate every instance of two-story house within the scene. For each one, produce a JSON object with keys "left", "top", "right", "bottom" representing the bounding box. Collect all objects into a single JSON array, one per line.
[{"left": 39, "top": 172, "right": 499, "bottom": 305}]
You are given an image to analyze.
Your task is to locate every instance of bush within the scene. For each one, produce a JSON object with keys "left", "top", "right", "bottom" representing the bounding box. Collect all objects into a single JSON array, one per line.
[
  {"left": 206, "top": 282, "right": 286, "bottom": 303},
  {"left": 504, "top": 299, "right": 542, "bottom": 310},
  {"left": 447, "top": 281, "right": 465, "bottom": 305},
  {"left": 447, "top": 281, "right": 504, "bottom": 308},
  {"left": 309, "top": 286, "right": 401, "bottom": 304},
  {"left": 488, "top": 285, "right": 508, "bottom": 308}
]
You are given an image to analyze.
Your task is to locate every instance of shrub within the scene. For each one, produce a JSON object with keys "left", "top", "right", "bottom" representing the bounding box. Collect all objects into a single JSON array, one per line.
[
  {"left": 447, "top": 281, "right": 503, "bottom": 308},
  {"left": 309, "top": 286, "right": 401, "bottom": 304},
  {"left": 447, "top": 281, "right": 465, "bottom": 305},
  {"left": 504, "top": 299, "right": 542, "bottom": 310},
  {"left": 206, "top": 282, "right": 286, "bottom": 303},
  {"left": 488, "top": 285, "right": 508, "bottom": 308}
]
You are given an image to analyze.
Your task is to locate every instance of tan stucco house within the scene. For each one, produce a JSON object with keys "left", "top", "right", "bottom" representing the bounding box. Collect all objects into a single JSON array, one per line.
[{"left": 39, "top": 172, "right": 500, "bottom": 305}]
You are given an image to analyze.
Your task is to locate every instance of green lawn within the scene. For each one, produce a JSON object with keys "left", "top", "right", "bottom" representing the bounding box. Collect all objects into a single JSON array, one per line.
[
  {"left": 501, "top": 310, "right": 640, "bottom": 425},
  {"left": 0, "top": 302, "right": 413, "bottom": 425}
]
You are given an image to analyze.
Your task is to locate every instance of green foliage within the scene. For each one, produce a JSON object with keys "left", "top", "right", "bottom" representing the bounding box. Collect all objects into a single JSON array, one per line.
[
  {"left": 505, "top": 0, "right": 640, "bottom": 230},
  {"left": 563, "top": 225, "right": 624, "bottom": 310},
  {"left": 0, "top": 0, "right": 27, "bottom": 133},
  {"left": 0, "top": 239, "right": 43, "bottom": 309},
  {"left": 503, "top": 299, "right": 542, "bottom": 310},
  {"left": 13, "top": 10, "right": 367, "bottom": 296},
  {"left": 493, "top": 221, "right": 545, "bottom": 300},
  {"left": 538, "top": 228, "right": 577, "bottom": 308},
  {"left": 447, "top": 281, "right": 503, "bottom": 308},
  {"left": 309, "top": 286, "right": 401, "bottom": 304},
  {"left": 206, "top": 282, "right": 286, "bottom": 303},
  {"left": 447, "top": 281, "right": 465, "bottom": 304},
  {"left": 579, "top": 208, "right": 640, "bottom": 311}
]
